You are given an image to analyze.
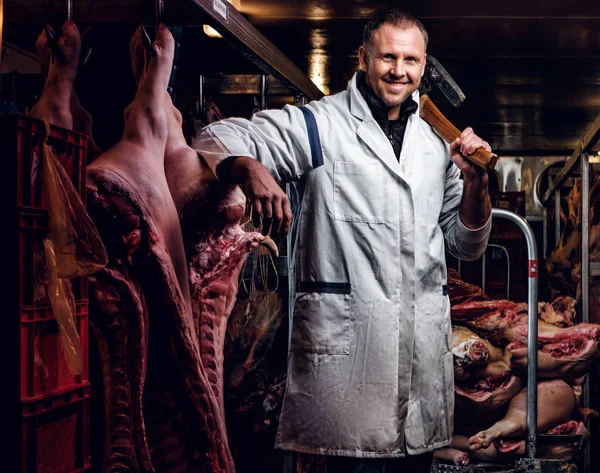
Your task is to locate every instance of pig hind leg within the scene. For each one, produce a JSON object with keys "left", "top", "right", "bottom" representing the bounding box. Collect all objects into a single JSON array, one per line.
[
  {"left": 32, "top": 20, "right": 102, "bottom": 160},
  {"left": 30, "top": 20, "right": 80, "bottom": 129}
]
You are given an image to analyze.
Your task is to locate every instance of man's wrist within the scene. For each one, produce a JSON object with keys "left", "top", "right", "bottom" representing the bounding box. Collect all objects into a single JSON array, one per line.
[
  {"left": 462, "top": 169, "right": 489, "bottom": 186},
  {"left": 217, "top": 156, "right": 253, "bottom": 183}
]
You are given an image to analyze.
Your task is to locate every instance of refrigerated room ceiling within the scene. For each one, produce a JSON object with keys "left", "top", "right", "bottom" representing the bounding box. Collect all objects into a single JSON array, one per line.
[{"left": 3, "top": 0, "right": 600, "bottom": 155}]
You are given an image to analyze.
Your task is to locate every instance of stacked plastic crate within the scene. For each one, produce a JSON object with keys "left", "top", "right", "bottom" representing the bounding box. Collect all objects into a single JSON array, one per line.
[{"left": 2, "top": 113, "right": 91, "bottom": 473}]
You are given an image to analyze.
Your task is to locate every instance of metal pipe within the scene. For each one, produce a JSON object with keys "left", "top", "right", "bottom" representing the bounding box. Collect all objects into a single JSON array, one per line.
[
  {"left": 492, "top": 208, "right": 538, "bottom": 459},
  {"left": 66, "top": 0, "right": 73, "bottom": 20},
  {"left": 197, "top": 74, "right": 204, "bottom": 117},
  {"left": 260, "top": 74, "right": 267, "bottom": 110},
  {"left": 543, "top": 207, "right": 548, "bottom": 259},
  {"left": 156, "top": 0, "right": 164, "bottom": 28},
  {"left": 555, "top": 187, "right": 561, "bottom": 247},
  {"left": 582, "top": 153, "right": 590, "bottom": 324},
  {"left": 581, "top": 153, "right": 591, "bottom": 473}
]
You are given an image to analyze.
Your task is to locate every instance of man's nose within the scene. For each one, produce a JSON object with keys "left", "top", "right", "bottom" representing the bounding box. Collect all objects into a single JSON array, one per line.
[{"left": 390, "top": 61, "right": 405, "bottom": 78}]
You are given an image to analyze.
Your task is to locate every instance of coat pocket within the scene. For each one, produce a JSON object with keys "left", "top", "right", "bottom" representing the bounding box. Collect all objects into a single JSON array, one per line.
[
  {"left": 291, "top": 287, "right": 351, "bottom": 355},
  {"left": 333, "top": 161, "right": 384, "bottom": 224}
]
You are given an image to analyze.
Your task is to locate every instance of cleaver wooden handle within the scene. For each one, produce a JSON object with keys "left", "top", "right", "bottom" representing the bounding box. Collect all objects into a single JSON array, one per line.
[{"left": 420, "top": 94, "right": 498, "bottom": 170}]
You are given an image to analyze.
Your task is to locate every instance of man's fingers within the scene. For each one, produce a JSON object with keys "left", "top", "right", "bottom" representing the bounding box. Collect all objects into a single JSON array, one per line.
[
  {"left": 460, "top": 136, "right": 478, "bottom": 156},
  {"left": 262, "top": 197, "right": 273, "bottom": 219},
  {"left": 460, "top": 127, "right": 474, "bottom": 140},
  {"left": 261, "top": 197, "right": 273, "bottom": 236},
  {"left": 272, "top": 196, "right": 284, "bottom": 234},
  {"left": 450, "top": 152, "right": 469, "bottom": 170},
  {"left": 458, "top": 128, "right": 492, "bottom": 156},
  {"left": 450, "top": 137, "right": 461, "bottom": 153}
]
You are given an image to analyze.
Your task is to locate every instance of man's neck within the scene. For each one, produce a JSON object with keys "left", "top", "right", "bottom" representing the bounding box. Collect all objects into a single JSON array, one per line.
[{"left": 387, "top": 106, "right": 401, "bottom": 121}]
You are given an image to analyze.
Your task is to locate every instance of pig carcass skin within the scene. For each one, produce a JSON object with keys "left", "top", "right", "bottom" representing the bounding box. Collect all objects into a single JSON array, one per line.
[
  {"left": 452, "top": 325, "right": 508, "bottom": 381},
  {"left": 87, "top": 26, "right": 237, "bottom": 473},
  {"left": 451, "top": 299, "right": 600, "bottom": 348},
  {"left": 508, "top": 339, "right": 599, "bottom": 380},
  {"left": 452, "top": 296, "right": 600, "bottom": 380},
  {"left": 452, "top": 420, "right": 589, "bottom": 464},
  {"left": 454, "top": 363, "right": 522, "bottom": 434},
  {"left": 433, "top": 447, "right": 469, "bottom": 466},
  {"left": 451, "top": 325, "right": 489, "bottom": 380},
  {"left": 447, "top": 268, "right": 490, "bottom": 306},
  {"left": 538, "top": 296, "right": 576, "bottom": 327},
  {"left": 160, "top": 73, "right": 279, "bottom": 458},
  {"left": 492, "top": 420, "right": 590, "bottom": 461},
  {"left": 183, "top": 182, "right": 277, "bottom": 444},
  {"left": 468, "top": 380, "right": 577, "bottom": 451},
  {"left": 451, "top": 436, "right": 510, "bottom": 464},
  {"left": 455, "top": 363, "right": 521, "bottom": 412}
]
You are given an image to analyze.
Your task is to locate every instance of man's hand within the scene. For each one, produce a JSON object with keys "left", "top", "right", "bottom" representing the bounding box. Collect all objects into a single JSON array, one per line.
[
  {"left": 217, "top": 156, "right": 292, "bottom": 236},
  {"left": 449, "top": 127, "right": 491, "bottom": 182},
  {"left": 450, "top": 128, "right": 492, "bottom": 229}
]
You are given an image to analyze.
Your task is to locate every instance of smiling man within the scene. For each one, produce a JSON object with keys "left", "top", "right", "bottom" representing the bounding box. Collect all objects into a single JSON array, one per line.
[
  {"left": 360, "top": 21, "right": 426, "bottom": 114},
  {"left": 194, "top": 9, "right": 492, "bottom": 473}
]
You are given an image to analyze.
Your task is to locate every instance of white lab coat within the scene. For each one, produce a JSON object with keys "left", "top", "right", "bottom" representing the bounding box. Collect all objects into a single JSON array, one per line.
[{"left": 193, "top": 73, "right": 491, "bottom": 457}]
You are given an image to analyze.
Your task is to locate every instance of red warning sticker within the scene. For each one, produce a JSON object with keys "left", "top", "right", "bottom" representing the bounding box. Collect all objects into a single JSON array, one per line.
[{"left": 529, "top": 260, "right": 539, "bottom": 278}]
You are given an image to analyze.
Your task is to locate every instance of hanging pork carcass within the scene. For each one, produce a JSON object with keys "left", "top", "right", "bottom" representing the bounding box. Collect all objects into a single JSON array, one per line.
[{"left": 85, "top": 25, "right": 278, "bottom": 473}]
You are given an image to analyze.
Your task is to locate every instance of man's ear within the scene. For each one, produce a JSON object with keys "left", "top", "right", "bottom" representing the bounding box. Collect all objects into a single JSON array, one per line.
[
  {"left": 358, "top": 45, "right": 368, "bottom": 71},
  {"left": 420, "top": 53, "right": 427, "bottom": 79}
]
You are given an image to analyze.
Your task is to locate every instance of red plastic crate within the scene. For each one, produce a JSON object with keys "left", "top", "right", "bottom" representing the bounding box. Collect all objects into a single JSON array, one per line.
[
  {"left": 20, "top": 304, "right": 89, "bottom": 401},
  {"left": 21, "top": 392, "right": 90, "bottom": 473},
  {"left": 0, "top": 113, "right": 88, "bottom": 211},
  {"left": 19, "top": 210, "right": 89, "bottom": 307}
]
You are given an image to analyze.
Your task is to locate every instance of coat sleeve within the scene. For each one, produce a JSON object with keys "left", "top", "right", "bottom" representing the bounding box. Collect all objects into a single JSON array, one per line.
[
  {"left": 438, "top": 162, "right": 491, "bottom": 262},
  {"left": 192, "top": 104, "right": 315, "bottom": 183}
]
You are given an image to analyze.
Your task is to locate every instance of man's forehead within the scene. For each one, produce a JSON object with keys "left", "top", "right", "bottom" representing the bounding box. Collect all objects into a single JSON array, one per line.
[{"left": 369, "top": 24, "right": 426, "bottom": 51}]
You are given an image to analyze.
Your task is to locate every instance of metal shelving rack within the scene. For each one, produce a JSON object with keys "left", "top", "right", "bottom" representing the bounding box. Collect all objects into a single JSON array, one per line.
[
  {"left": 178, "top": 0, "right": 324, "bottom": 102},
  {"left": 541, "top": 112, "right": 600, "bottom": 473}
]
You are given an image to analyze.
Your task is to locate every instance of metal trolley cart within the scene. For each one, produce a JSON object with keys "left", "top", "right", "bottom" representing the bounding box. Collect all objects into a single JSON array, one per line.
[{"left": 432, "top": 208, "right": 584, "bottom": 473}]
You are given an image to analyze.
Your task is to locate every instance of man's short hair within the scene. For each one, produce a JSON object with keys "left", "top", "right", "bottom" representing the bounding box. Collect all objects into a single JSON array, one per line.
[{"left": 363, "top": 10, "right": 428, "bottom": 52}]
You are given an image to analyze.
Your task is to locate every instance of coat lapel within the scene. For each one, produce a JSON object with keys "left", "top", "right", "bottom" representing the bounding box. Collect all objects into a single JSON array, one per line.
[
  {"left": 398, "top": 112, "right": 421, "bottom": 186},
  {"left": 348, "top": 74, "right": 420, "bottom": 185}
]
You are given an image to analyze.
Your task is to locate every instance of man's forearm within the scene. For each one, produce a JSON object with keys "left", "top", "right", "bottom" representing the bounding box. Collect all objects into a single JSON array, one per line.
[
  {"left": 459, "top": 175, "right": 492, "bottom": 229},
  {"left": 216, "top": 156, "right": 256, "bottom": 184}
]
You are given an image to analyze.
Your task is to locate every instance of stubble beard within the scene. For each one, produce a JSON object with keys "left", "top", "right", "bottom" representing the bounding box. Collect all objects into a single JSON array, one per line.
[{"left": 378, "top": 86, "right": 410, "bottom": 109}]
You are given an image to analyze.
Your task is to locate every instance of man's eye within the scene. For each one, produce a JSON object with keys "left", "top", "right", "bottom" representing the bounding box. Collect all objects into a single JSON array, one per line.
[{"left": 383, "top": 55, "right": 394, "bottom": 61}]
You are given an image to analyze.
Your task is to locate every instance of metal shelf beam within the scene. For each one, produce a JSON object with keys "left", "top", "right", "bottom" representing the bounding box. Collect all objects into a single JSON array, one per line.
[{"left": 178, "top": 0, "right": 324, "bottom": 101}]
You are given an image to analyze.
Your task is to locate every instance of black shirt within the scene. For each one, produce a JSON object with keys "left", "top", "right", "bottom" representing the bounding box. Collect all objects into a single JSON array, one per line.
[{"left": 356, "top": 71, "right": 418, "bottom": 160}]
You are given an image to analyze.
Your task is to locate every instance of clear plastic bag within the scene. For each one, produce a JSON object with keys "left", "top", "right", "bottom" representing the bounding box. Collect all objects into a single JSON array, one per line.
[
  {"left": 40, "top": 121, "right": 107, "bottom": 374},
  {"left": 41, "top": 122, "right": 107, "bottom": 278},
  {"left": 43, "top": 238, "right": 83, "bottom": 374}
]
